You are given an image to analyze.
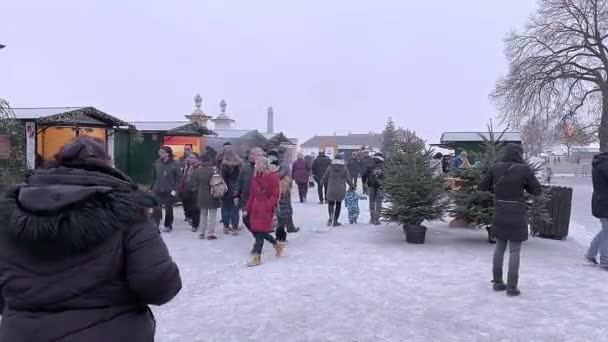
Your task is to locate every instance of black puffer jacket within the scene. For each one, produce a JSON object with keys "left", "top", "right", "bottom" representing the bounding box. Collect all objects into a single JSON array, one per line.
[
  {"left": 0, "top": 165, "right": 182, "bottom": 342},
  {"left": 312, "top": 153, "right": 331, "bottom": 182},
  {"left": 479, "top": 144, "right": 542, "bottom": 242},
  {"left": 592, "top": 152, "right": 608, "bottom": 218}
]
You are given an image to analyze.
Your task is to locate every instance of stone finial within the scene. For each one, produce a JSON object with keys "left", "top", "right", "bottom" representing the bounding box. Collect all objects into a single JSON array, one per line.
[
  {"left": 267, "top": 106, "right": 274, "bottom": 115},
  {"left": 194, "top": 93, "right": 202, "bottom": 110},
  {"left": 220, "top": 99, "right": 227, "bottom": 114}
]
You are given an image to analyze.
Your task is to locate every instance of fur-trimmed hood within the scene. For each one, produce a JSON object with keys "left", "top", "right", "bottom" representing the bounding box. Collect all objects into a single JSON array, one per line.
[{"left": 0, "top": 165, "right": 158, "bottom": 256}]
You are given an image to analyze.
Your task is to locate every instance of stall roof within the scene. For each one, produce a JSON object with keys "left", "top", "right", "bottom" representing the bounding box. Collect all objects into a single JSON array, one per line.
[
  {"left": 214, "top": 129, "right": 258, "bottom": 139},
  {"left": 440, "top": 131, "right": 521, "bottom": 143},
  {"left": 13, "top": 107, "right": 130, "bottom": 127},
  {"left": 130, "top": 121, "right": 189, "bottom": 132},
  {"left": 263, "top": 132, "right": 295, "bottom": 145},
  {"left": 166, "top": 122, "right": 215, "bottom": 136},
  {"left": 300, "top": 133, "right": 382, "bottom": 148}
]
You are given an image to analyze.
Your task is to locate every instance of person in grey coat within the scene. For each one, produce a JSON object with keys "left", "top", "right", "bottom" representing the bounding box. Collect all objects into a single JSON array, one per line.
[
  {"left": 151, "top": 146, "right": 182, "bottom": 232},
  {"left": 479, "top": 144, "right": 542, "bottom": 297},
  {"left": 321, "top": 155, "right": 355, "bottom": 227}
]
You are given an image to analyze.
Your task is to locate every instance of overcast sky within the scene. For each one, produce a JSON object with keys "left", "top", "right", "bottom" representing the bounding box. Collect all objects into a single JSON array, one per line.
[{"left": 1, "top": 0, "right": 537, "bottom": 143}]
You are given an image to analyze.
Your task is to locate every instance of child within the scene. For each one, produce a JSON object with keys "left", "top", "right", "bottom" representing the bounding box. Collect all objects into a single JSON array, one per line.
[
  {"left": 276, "top": 176, "right": 294, "bottom": 243},
  {"left": 345, "top": 188, "right": 360, "bottom": 224}
]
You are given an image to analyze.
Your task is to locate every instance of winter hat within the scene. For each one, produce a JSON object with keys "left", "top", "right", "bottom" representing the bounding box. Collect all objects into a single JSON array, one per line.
[
  {"left": 373, "top": 152, "right": 384, "bottom": 162},
  {"left": 223, "top": 142, "right": 232, "bottom": 146},
  {"left": 57, "top": 137, "right": 108, "bottom": 164}
]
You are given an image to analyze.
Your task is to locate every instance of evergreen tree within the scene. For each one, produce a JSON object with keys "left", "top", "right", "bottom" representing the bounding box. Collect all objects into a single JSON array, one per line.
[
  {"left": 382, "top": 130, "right": 449, "bottom": 226},
  {"left": 381, "top": 118, "right": 399, "bottom": 157},
  {"left": 0, "top": 99, "right": 28, "bottom": 185}
]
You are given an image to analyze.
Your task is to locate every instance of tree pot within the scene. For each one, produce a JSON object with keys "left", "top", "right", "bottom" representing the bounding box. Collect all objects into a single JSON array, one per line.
[{"left": 403, "top": 224, "right": 427, "bottom": 244}]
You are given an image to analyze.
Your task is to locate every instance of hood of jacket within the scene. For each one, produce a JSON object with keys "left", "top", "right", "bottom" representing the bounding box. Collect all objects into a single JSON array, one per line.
[
  {"left": 500, "top": 144, "right": 524, "bottom": 164},
  {"left": 0, "top": 165, "right": 158, "bottom": 257},
  {"left": 593, "top": 152, "right": 608, "bottom": 168}
]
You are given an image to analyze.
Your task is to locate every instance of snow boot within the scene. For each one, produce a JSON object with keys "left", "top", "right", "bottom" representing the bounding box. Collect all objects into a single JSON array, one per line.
[
  {"left": 191, "top": 226, "right": 199, "bottom": 233},
  {"left": 223, "top": 226, "right": 231, "bottom": 235},
  {"left": 492, "top": 280, "right": 507, "bottom": 292},
  {"left": 506, "top": 286, "right": 521, "bottom": 297},
  {"left": 332, "top": 221, "right": 342, "bottom": 227},
  {"left": 247, "top": 254, "right": 262, "bottom": 267},
  {"left": 275, "top": 241, "right": 286, "bottom": 257},
  {"left": 162, "top": 226, "right": 173, "bottom": 233},
  {"left": 327, "top": 219, "right": 333, "bottom": 227},
  {"left": 231, "top": 227, "right": 239, "bottom": 236}
]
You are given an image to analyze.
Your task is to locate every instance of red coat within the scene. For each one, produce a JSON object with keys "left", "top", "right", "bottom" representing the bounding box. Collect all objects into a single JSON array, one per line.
[{"left": 245, "top": 172, "right": 280, "bottom": 233}]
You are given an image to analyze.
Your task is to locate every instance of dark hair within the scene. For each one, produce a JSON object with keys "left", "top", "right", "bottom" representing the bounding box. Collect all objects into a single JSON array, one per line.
[
  {"left": 434, "top": 152, "right": 443, "bottom": 159},
  {"left": 223, "top": 142, "right": 232, "bottom": 146},
  {"left": 46, "top": 136, "right": 109, "bottom": 169},
  {"left": 160, "top": 146, "right": 174, "bottom": 160},
  {"left": 501, "top": 143, "right": 524, "bottom": 163}
]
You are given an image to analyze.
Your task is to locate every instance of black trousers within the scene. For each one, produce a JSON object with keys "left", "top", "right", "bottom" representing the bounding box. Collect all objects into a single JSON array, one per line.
[
  {"left": 252, "top": 232, "right": 277, "bottom": 255},
  {"left": 328, "top": 200, "right": 342, "bottom": 222},
  {"left": 361, "top": 176, "right": 369, "bottom": 195},
  {"left": 152, "top": 192, "right": 175, "bottom": 228},
  {"left": 316, "top": 181, "right": 327, "bottom": 202},
  {"left": 296, "top": 182, "right": 308, "bottom": 202},
  {"left": 181, "top": 190, "right": 199, "bottom": 224}
]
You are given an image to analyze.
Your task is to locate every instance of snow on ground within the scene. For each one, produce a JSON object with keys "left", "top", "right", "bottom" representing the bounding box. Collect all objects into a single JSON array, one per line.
[{"left": 154, "top": 182, "right": 608, "bottom": 342}]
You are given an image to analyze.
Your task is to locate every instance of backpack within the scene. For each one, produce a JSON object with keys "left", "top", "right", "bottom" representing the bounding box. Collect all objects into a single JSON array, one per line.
[
  {"left": 210, "top": 168, "right": 228, "bottom": 198},
  {"left": 367, "top": 165, "right": 384, "bottom": 188}
]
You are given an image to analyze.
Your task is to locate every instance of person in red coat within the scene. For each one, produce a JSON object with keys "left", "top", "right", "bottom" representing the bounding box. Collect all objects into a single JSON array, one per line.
[{"left": 244, "top": 156, "right": 284, "bottom": 267}]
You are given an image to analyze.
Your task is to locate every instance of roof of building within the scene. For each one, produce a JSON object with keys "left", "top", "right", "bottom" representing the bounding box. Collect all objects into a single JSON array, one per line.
[
  {"left": 300, "top": 133, "right": 382, "bottom": 148},
  {"left": 13, "top": 107, "right": 130, "bottom": 127},
  {"left": 213, "top": 129, "right": 257, "bottom": 139},
  {"left": 440, "top": 131, "right": 521, "bottom": 143},
  {"left": 130, "top": 121, "right": 190, "bottom": 132},
  {"left": 166, "top": 122, "right": 215, "bottom": 136},
  {"left": 262, "top": 132, "right": 295, "bottom": 145}
]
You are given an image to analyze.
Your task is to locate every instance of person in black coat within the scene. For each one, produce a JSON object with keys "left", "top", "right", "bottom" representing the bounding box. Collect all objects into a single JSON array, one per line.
[
  {"left": 0, "top": 137, "right": 182, "bottom": 342},
  {"left": 312, "top": 151, "right": 332, "bottom": 204},
  {"left": 586, "top": 152, "right": 608, "bottom": 269},
  {"left": 479, "top": 143, "right": 542, "bottom": 297}
]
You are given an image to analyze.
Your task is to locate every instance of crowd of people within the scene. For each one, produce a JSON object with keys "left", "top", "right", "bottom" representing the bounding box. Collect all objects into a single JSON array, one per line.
[{"left": 3, "top": 136, "right": 608, "bottom": 340}]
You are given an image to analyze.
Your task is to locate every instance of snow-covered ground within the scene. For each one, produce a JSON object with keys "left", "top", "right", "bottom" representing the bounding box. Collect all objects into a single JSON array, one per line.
[{"left": 154, "top": 181, "right": 608, "bottom": 342}]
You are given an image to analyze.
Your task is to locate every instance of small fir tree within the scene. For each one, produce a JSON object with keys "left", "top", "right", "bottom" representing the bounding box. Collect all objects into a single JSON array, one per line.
[
  {"left": 382, "top": 130, "right": 449, "bottom": 226},
  {"left": 381, "top": 118, "right": 399, "bottom": 158},
  {"left": 0, "top": 100, "right": 28, "bottom": 185}
]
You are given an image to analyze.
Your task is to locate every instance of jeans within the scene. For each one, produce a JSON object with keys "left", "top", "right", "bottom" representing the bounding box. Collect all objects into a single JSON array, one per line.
[
  {"left": 152, "top": 191, "right": 175, "bottom": 228},
  {"left": 221, "top": 194, "right": 240, "bottom": 228},
  {"left": 587, "top": 218, "right": 608, "bottom": 266},
  {"left": 252, "top": 232, "right": 277, "bottom": 255},
  {"left": 200, "top": 208, "right": 218, "bottom": 237},
  {"left": 328, "top": 200, "right": 342, "bottom": 223},
  {"left": 493, "top": 239, "right": 522, "bottom": 287},
  {"left": 368, "top": 187, "right": 384, "bottom": 222},
  {"left": 296, "top": 182, "right": 308, "bottom": 202},
  {"left": 316, "top": 181, "right": 327, "bottom": 202}
]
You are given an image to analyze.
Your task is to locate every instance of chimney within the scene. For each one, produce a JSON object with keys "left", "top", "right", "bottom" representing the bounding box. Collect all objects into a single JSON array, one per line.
[{"left": 267, "top": 106, "right": 274, "bottom": 134}]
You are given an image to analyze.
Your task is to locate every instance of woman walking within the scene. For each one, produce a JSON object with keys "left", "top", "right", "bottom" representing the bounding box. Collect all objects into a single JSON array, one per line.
[
  {"left": 244, "top": 157, "right": 283, "bottom": 267},
  {"left": 292, "top": 153, "right": 311, "bottom": 202},
  {"left": 321, "top": 155, "right": 355, "bottom": 227},
  {"left": 194, "top": 154, "right": 223, "bottom": 240},
  {"left": 586, "top": 152, "right": 608, "bottom": 269},
  {"left": 152, "top": 146, "right": 182, "bottom": 232},
  {"left": 219, "top": 148, "right": 242, "bottom": 235},
  {"left": 479, "top": 144, "right": 542, "bottom": 297},
  {"left": 0, "top": 137, "right": 182, "bottom": 341}
]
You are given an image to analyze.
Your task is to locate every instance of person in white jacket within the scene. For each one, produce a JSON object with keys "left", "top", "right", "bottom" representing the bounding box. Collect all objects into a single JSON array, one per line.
[{"left": 430, "top": 152, "right": 444, "bottom": 177}]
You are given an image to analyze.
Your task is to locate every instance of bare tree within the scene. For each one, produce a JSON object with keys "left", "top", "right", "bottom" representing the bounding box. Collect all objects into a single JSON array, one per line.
[
  {"left": 520, "top": 117, "right": 559, "bottom": 156},
  {"left": 559, "top": 119, "right": 598, "bottom": 157},
  {"left": 491, "top": 0, "right": 608, "bottom": 151}
]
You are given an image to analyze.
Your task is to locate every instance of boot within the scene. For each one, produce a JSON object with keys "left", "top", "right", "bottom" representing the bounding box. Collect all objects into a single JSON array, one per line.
[
  {"left": 162, "top": 226, "right": 173, "bottom": 233},
  {"left": 332, "top": 221, "right": 342, "bottom": 227},
  {"left": 585, "top": 256, "right": 598, "bottom": 265},
  {"left": 199, "top": 232, "right": 205, "bottom": 239},
  {"left": 247, "top": 254, "right": 262, "bottom": 267},
  {"left": 231, "top": 227, "right": 239, "bottom": 236},
  {"left": 223, "top": 226, "right": 230, "bottom": 235},
  {"left": 492, "top": 280, "right": 507, "bottom": 291},
  {"left": 275, "top": 241, "right": 286, "bottom": 257},
  {"left": 191, "top": 226, "right": 199, "bottom": 232},
  {"left": 327, "top": 219, "right": 333, "bottom": 227},
  {"left": 506, "top": 285, "right": 521, "bottom": 297}
]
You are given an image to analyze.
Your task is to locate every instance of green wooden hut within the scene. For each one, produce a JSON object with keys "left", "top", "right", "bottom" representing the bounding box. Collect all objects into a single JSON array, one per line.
[{"left": 434, "top": 131, "right": 522, "bottom": 156}]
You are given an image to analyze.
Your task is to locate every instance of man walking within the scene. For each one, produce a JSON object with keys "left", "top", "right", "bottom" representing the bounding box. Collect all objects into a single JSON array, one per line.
[
  {"left": 152, "top": 146, "right": 182, "bottom": 232},
  {"left": 312, "top": 150, "right": 331, "bottom": 204},
  {"left": 359, "top": 150, "right": 373, "bottom": 195},
  {"left": 363, "top": 153, "right": 385, "bottom": 225}
]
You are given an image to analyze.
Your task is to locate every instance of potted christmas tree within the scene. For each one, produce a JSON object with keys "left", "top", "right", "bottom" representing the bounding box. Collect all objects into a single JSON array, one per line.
[{"left": 382, "top": 130, "right": 449, "bottom": 244}]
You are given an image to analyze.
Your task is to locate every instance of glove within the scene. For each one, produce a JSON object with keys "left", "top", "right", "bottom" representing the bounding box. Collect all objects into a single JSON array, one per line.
[
  {"left": 234, "top": 197, "right": 240, "bottom": 206},
  {"left": 242, "top": 211, "right": 248, "bottom": 217}
]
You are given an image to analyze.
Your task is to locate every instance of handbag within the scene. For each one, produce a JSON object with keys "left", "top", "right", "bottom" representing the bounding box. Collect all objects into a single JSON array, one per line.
[{"left": 308, "top": 175, "right": 315, "bottom": 188}]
